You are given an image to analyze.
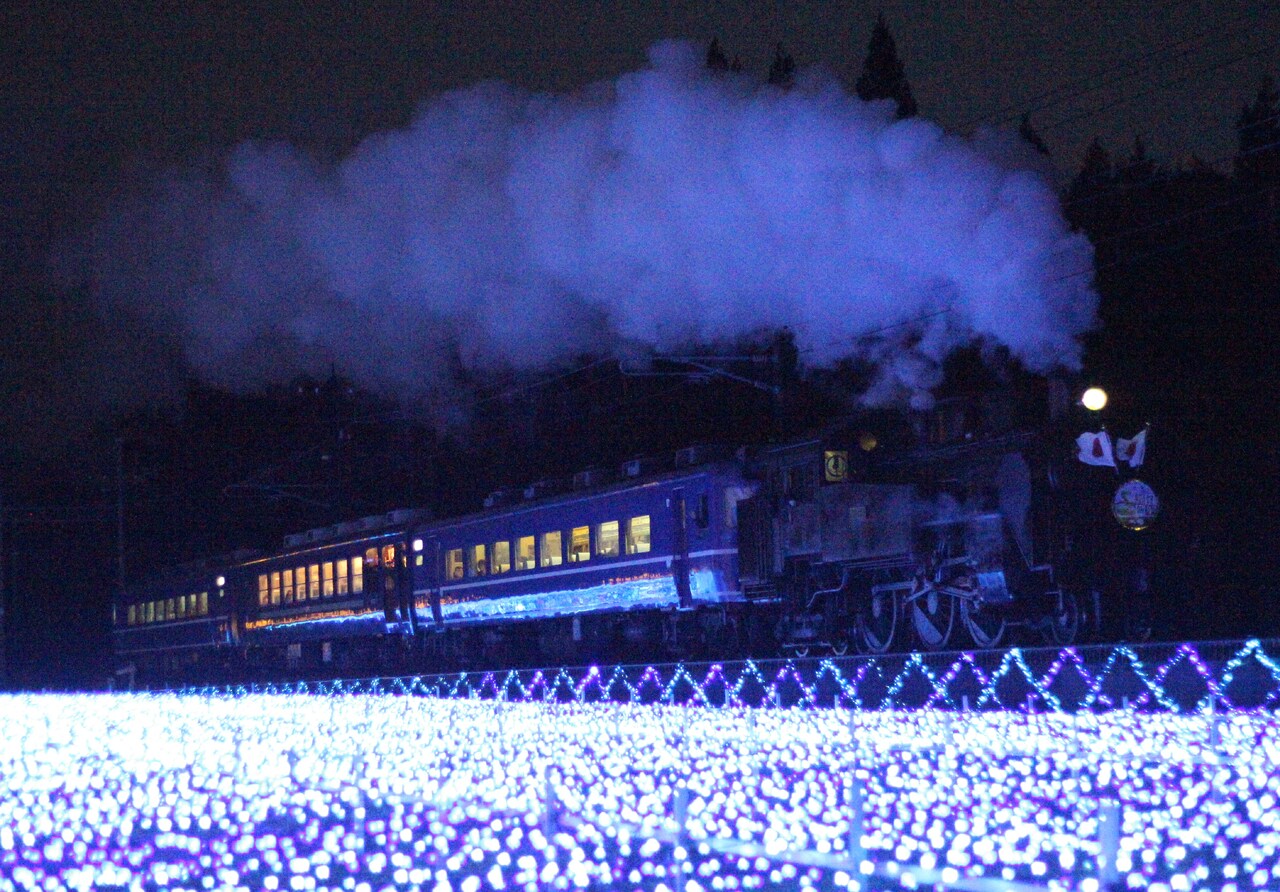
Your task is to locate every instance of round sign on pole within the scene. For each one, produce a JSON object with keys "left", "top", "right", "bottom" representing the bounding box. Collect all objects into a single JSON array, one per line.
[{"left": 1112, "top": 479, "right": 1159, "bottom": 531}]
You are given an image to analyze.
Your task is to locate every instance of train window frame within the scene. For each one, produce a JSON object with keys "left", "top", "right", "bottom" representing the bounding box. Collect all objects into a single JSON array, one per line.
[
  {"left": 445, "top": 548, "right": 464, "bottom": 581},
  {"left": 128, "top": 604, "right": 136, "bottom": 625},
  {"left": 626, "top": 515, "right": 652, "bottom": 554},
  {"left": 270, "top": 571, "right": 281, "bottom": 605},
  {"left": 540, "top": 531, "right": 563, "bottom": 568},
  {"left": 491, "top": 540, "right": 511, "bottom": 574},
  {"left": 337, "top": 558, "right": 349, "bottom": 595},
  {"left": 258, "top": 574, "right": 269, "bottom": 607},
  {"left": 309, "top": 564, "right": 320, "bottom": 599},
  {"left": 469, "top": 543, "right": 488, "bottom": 576},
  {"left": 322, "top": 561, "right": 335, "bottom": 597},
  {"left": 352, "top": 555, "right": 364, "bottom": 593},
  {"left": 516, "top": 535, "right": 535, "bottom": 570},
  {"left": 198, "top": 591, "right": 208, "bottom": 616},
  {"left": 382, "top": 545, "right": 396, "bottom": 569},
  {"left": 282, "top": 568, "right": 294, "bottom": 603},
  {"left": 568, "top": 526, "right": 591, "bottom": 563},
  {"left": 597, "top": 520, "right": 620, "bottom": 557}
]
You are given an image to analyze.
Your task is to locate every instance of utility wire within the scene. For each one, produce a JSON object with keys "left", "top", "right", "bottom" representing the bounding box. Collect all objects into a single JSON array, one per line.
[{"left": 964, "top": 4, "right": 1266, "bottom": 129}]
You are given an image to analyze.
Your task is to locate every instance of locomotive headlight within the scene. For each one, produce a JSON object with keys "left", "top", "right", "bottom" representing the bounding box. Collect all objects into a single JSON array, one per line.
[
  {"left": 412, "top": 539, "right": 423, "bottom": 552},
  {"left": 1081, "top": 387, "right": 1108, "bottom": 411},
  {"left": 216, "top": 576, "right": 225, "bottom": 588}
]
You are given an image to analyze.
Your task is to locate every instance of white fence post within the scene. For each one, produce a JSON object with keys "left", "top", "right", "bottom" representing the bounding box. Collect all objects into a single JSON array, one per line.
[
  {"left": 1097, "top": 798, "right": 1121, "bottom": 889},
  {"left": 846, "top": 771, "right": 866, "bottom": 868}
]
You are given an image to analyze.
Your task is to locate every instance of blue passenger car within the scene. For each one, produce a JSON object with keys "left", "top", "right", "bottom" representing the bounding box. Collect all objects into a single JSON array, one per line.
[
  {"left": 111, "top": 564, "right": 236, "bottom": 680},
  {"left": 408, "top": 463, "right": 753, "bottom": 633}
]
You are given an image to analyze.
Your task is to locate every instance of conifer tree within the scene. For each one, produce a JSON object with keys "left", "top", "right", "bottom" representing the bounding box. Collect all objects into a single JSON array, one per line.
[
  {"left": 767, "top": 43, "right": 795, "bottom": 89},
  {"left": 855, "top": 14, "right": 917, "bottom": 118},
  {"left": 1236, "top": 77, "right": 1280, "bottom": 185},
  {"left": 1018, "top": 115, "right": 1050, "bottom": 156},
  {"left": 706, "top": 37, "right": 730, "bottom": 73},
  {"left": 1235, "top": 76, "right": 1280, "bottom": 238}
]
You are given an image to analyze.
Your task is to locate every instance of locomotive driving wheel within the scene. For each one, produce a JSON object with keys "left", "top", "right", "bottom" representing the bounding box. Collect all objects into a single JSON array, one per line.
[
  {"left": 910, "top": 586, "right": 956, "bottom": 650},
  {"left": 856, "top": 570, "right": 904, "bottom": 654},
  {"left": 960, "top": 597, "right": 1006, "bottom": 649},
  {"left": 1041, "top": 586, "right": 1081, "bottom": 646}
]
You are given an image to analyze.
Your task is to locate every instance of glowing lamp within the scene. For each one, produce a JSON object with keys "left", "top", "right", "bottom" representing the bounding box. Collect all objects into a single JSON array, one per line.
[
  {"left": 1081, "top": 387, "right": 1108, "bottom": 411},
  {"left": 216, "top": 576, "right": 225, "bottom": 587}
]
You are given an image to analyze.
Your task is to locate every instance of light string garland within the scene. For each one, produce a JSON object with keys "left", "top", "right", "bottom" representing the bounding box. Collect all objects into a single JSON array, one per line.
[
  {"left": 2, "top": 690, "right": 1278, "bottom": 892},
  {"left": 190, "top": 638, "right": 1280, "bottom": 714}
]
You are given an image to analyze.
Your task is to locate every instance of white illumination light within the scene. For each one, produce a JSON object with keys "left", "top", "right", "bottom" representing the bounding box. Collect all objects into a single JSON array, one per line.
[{"left": 1, "top": 666, "right": 1277, "bottom": 892}]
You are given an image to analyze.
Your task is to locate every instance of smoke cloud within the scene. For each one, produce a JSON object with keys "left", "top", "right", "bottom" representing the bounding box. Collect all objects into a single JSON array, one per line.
[{"left": 67, "top": 41, "right": 1097, "bottom": 410}]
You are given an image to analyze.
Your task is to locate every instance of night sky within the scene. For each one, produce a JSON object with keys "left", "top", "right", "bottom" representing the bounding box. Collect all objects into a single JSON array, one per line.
[
  {"left": 2, "top": 0, "right": 1278, "bottom": 685},
  {"left": 7, "top": 0, "right": 1278, "bottom": 272}
]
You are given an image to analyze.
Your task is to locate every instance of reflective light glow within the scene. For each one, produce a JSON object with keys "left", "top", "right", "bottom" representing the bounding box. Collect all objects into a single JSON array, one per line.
[{"left": 3, "top": 669, "right": 1278, "bottom": 891}]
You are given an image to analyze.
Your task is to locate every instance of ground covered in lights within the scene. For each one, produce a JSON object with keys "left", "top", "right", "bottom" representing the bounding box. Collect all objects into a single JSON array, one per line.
[{"left": 2, "top": 694, "right": 1278, "bottom": 892}]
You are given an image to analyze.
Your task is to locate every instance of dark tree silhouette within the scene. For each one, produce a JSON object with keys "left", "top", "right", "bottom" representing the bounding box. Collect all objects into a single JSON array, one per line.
[
  {"left": 1018, "top": 115, "right": 1051, "bottom": 156},
  {"left": 706, "top": 37, "right": 730, "bottom": 73},
  {"left": 1236, "top": 76, "right": 1280, "bottom": 239},
  {"left": 767, "top": 42, "right": 795, "bottom": 89},
  {"left": 855, "top": 14, "right": 917, "bottom": 118}
]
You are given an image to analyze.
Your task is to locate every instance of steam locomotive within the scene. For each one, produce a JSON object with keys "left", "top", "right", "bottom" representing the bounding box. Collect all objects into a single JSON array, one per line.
[{"left": 112, "top": 379, "right": 1098, "bottom": 685}]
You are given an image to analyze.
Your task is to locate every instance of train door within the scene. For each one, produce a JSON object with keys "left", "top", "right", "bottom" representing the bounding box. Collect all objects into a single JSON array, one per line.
[
  {"left": 418, "top": 535, "right": 444, "bottom": 628},
  {"left": 378, "top": 542, "right": 414, "bottom": 632},
  {"left": 672, "top": 487, "right": 693, "bottom": 609}
]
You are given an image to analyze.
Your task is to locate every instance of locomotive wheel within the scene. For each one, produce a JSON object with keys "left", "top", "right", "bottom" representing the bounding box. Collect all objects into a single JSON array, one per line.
[
  {"left": 1041, "top": 587, "right": 1081, "bottom": 646},
  {"left": 856, "top": 584, "right": 899, "bottom": 654},
  {"left": 960, "top": 598, "right": 1006, "bottom": 649},
  {"left": 910, "top": 589, "right": 956, "bottom": 650}
]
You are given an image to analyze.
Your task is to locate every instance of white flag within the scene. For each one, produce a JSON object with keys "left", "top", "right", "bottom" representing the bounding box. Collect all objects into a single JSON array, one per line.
[
  {"left": 1116, "top": 428, "right": 1148, "bottom": 468},
  {"left": 1076, "top": 430, "right": 1116, "bottom": 467}
]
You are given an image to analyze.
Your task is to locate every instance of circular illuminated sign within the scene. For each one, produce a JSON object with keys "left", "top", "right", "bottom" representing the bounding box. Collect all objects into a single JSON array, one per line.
[{"left": 1112, "top": 479, "right": 1159, "bottom": 531}]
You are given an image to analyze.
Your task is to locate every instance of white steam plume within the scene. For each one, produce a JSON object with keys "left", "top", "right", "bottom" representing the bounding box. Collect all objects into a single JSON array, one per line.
[{"left": 68, "top": 41, "right": 1097, "bottom": 409}]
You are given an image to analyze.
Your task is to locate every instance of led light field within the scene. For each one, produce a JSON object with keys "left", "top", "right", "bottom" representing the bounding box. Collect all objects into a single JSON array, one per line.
[{"left": 2, "top": 691, "right": 1279, "bottom": 892}]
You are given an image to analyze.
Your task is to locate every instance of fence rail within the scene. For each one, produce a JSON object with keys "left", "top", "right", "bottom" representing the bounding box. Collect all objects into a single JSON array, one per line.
[{"left": 184, "top": 637, "right": 1280, "bottom": 713}]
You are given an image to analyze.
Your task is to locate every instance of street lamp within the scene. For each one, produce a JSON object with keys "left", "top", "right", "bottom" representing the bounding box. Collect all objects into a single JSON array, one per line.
[{"left": 1081, "top": 386, "right": 1108, "bottom": 412}]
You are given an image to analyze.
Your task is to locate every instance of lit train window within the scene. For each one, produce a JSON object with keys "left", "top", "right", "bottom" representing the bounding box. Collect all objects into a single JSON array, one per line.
[
  {"left": 281, "top": 569, "right": 293, "bottom": 603},
  {"left": 383, "top": 545, "right": 396, "bottom": 568},
  {"left": 337, "top": 559, "right": 349, "bottom": 595},
  {"left": 309, "top": 564, "right": 320, "bottom": 599},
  {"left": 258, "top": 575, "right": 269, "bottom": 607},
  {"left": 365, "top": 547, "right": 379, "bottom": 568},
  {"left": 470, "top": 544, "right": 487, "bottom": 576},
  {"left": 270, "top": 572, "right": 281, "bottom": 605},
  {"left": 128, "top": 604, "right": 136, "bottom": 625},
  {"left": 491, "top": 541, "right": 511, "bottom": 574},
  {"left": 540, "top": 531, "right": 563, "bottom": 567},
  {"left": 166, "top": 598, "right": 176, "bottom": 621},
  {"left": 597, "top": 521, "right": 620, "bottom": 557},
  {"left": 146, "top": 602, "right": 155, "bottom": 624},
  {"left": 445, "top": 549, "right": 464, "bottom": 580},
  {"left": 323, "top": 562, "right": 334, "bottom": 597},
  {"left": 568, "top": 526, "right": 590, "bottom": 563},
  {"left": 516, "top": 536, "right": 535, "bottom": 570},
  {"left": 352, "top": 556, "right": 364, "bottom": 593},
  {"left": 626, "top": 515, "right": 651, "bottom": 554},
  {"left": 198, "top": 591, "right": 208, "bottom": 616},
  {"left": 177, "top": 596, "right": 187, "bottom": 619}
]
